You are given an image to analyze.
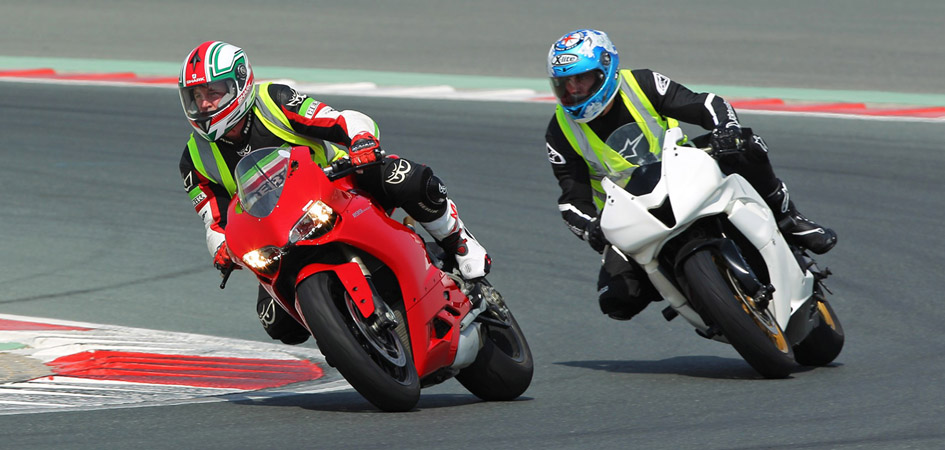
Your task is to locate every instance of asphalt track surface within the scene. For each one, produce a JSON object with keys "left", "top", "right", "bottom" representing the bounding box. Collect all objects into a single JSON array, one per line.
[
  {"left": 2, "top": 81, "right": 945, "bottom": 449},
  {"left": 3, "top": 2, "right": 945, "bottom": 449}
]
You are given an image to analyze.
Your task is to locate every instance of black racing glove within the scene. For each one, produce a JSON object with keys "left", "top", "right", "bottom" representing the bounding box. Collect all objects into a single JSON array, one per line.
[
  {"left": 583, "top": 217, "right": 607, "bottom": 254},
  {"left": 710, "top": 125, "right": 745, "bottom": 153}
]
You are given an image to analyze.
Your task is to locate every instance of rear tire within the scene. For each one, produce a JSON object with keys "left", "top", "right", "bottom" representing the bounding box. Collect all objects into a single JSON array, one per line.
[
  {"left": 297, "top": 273, "right": 420, "bottom": 412},
  {"left": 793, "top": 296, "right": 844, "bottom": 366},
  {"left": 683, "top": 250, "right": 795, "bottom": 379},
  {"left": 456, "top": 288, "right": 533, "bottom": 401}
]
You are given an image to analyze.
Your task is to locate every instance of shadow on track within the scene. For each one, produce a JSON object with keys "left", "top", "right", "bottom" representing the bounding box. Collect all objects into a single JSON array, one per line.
[
  {"left": 227, "top": 391, "right": 534, "bottom": 413},
  {"left": 556, "top": 357, "right": 839, "bottom": 380}
]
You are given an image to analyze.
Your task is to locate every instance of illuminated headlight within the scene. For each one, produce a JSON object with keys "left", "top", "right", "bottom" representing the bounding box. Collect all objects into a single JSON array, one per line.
[
  {"left": 289, "top": 200, "right": 337, "bottom": 243},
  {"left": 242, "top": 246, "right": 283, "bottom": 276}
]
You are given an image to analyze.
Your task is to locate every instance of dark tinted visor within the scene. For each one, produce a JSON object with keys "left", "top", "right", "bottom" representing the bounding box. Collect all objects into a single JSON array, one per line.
[{"left": 550, "top": 70, "right": 605, "bottom": 106}]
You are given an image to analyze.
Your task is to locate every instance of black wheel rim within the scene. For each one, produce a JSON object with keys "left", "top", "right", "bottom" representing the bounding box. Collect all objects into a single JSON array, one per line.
[{"left": 342, "top": 292, "right": 412, "bottom": 383}]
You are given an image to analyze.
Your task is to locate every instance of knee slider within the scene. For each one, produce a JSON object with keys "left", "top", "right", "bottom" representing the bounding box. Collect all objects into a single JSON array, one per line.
[
  {"left": 597, "top": 274, "right": 653, "bottom": 320},
  {"left": 381, "top": 159, "right": 445, "bottom": 222},
  {"left": 424, "top": 173, "right": 448, "bottom": 207},
  {"left": 597, "top": 250, "right": 661, "bottom": 320},
  {"left": 381, "top": 159, "right": 427, "bottom": 195},
  {"left": 256, "top": 297, "right": 309, "bottom": 345}
]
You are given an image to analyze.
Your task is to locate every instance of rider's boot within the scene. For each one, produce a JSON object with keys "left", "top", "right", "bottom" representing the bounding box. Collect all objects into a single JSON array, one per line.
[
  {"left": 764, "top": 180, "right": 838, "bottom": 254},
  {"left": 420, "top": 199, "right": 491, "bottom": 279}
]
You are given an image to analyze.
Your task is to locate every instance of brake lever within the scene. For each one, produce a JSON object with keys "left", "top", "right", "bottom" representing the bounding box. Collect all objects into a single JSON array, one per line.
[{"left": 219, "top": 266, "right": 234, "bottom": 289}]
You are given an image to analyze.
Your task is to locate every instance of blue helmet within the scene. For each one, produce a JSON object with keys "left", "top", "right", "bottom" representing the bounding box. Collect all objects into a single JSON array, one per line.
[{"left": 547, "top": 29, "right": 620, "bottom": 123}]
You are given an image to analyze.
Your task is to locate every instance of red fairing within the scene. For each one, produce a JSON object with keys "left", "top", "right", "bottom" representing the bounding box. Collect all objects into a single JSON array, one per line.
[{"left": 224, "top": 146, "right": 472, "bottom": 378}]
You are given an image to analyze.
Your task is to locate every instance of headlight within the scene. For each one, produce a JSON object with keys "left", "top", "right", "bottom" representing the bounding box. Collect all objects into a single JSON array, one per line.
[
  {"left": 242, "top": 246, "right": 283, "bottom": 276},
  {"left": 289, "top": 200, "right": 337, "bottom": 243},
  {"left": 242, "top": 201, "right": 335, "bottom": 277}
]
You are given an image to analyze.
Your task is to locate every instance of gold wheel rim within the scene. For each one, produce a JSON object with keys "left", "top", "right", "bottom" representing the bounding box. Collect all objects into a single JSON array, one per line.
[
  {"left": 725, "top": 270, "right": 791, "bottom": 353},
  {"left": 817, "top": 301, "right": 837, "bottom": 330}
]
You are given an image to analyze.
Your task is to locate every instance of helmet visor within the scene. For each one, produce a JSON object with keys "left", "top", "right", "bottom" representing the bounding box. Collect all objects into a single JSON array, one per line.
[
  {"left": 180, "top": 79, "right": 238, "bottom": 120},
  {"left": 550, "top": 70, "right": 606, "bottom": 107}
]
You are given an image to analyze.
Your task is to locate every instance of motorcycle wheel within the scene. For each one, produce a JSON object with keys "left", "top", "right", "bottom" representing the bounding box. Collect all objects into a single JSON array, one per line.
[
  {"left": 455, "top": 288, "right": 533, "bottom": 401},
  {"left": 683, "top": 249, "right": 796, "bottom": 379},
  {"left": 297, "top": 272, "right": 420, "bottom": 412},
  {"left": 793, "top": 296, "right": 844, "bottom": 366}
]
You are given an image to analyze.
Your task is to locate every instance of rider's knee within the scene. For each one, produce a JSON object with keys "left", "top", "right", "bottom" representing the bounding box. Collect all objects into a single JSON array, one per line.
[{"left": 597, "top": 270, "right": 660, "bottom": 321}]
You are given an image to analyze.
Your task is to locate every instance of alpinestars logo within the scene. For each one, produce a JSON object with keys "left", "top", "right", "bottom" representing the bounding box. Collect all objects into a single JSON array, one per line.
[
  {"left": 752, "top": 135, "right": 769, "bottom": 153},
  {"left": 617, "top": 133, "right": 646, "bottom": 161},
  {"left": 547, "top": 143, "right": 566, "bottom": 164},
  {"left": 286, "top": 89, "right": 307, "bottom": 107},
  {"left": 653, "top": 72, "right": 671, "bottom": 96}
]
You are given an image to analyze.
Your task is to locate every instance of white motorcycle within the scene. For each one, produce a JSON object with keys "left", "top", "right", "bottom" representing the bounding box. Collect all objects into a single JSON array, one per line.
[{"left": 600, "top": 126, "right": 844, "bottom": 378}]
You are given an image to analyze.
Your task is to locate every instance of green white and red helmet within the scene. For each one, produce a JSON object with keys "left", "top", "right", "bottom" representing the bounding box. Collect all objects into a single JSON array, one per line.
[{"left": 178, "top": 41, "right": 256, "bottom": 141}]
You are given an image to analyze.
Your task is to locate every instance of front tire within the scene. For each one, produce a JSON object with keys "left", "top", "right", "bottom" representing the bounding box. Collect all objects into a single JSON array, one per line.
[
  {"left": 297, "top": 273, "right": 420, "bottom": 412},
  {"left": 456, "top": 286, "right": 533, "bottom": 401},
  {"left": 683, "top": 250, "right": 796, "bottom": 379}
]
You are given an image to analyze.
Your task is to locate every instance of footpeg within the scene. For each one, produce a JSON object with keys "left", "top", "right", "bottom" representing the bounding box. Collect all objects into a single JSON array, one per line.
[{"left": 661, "top": 306, "right": 678, "bottom": 322}]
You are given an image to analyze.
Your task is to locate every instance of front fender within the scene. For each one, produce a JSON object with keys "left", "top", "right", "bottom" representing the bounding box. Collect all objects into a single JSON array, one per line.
[
  {"left": 673, "top": 237, "right": 765, "bottom": 300},
  {"left": 296, "top": 262, "right": 374, "bottom": 318}
]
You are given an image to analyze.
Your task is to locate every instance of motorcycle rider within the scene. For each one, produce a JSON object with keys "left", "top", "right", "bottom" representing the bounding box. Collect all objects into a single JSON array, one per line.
[
  {"left": 178, "top": 41, "right": 490, "bottom": 344},
  {"left": 545, "top": 29, "right": 838, "bottom": 322}
]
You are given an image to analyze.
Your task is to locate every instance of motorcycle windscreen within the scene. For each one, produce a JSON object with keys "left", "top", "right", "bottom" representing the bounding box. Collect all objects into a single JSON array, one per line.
[
  {"left": 234, "top": 147, "right": 291, "bottom": 218},
  {"left": 604, "top": 122, "right": 662, "bottom": 167},
  {"left": 603, "top": 123, "right": 664, "bottom": 194}
]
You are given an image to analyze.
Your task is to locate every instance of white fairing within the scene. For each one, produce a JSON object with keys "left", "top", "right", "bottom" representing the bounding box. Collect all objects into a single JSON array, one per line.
[{"left": 600, "top": 128, "right": 814, "bottom": 331}]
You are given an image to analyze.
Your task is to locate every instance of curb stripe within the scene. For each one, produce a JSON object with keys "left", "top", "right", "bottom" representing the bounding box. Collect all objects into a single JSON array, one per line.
[
  {"left": 0, "top": 313, "right": 347, "bottom": 415},
  {"left": 0, "top": 318, "right": 90, "bottom": 332},
  {"left": 1, "top": 68, "right": 943, "bottom": 121}
]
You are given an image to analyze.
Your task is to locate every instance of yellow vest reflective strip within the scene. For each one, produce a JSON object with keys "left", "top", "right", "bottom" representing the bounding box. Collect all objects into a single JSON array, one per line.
[
  {"left": 187, "top": 134, "right": 238, "bottom": 196},
  {"left": 556, "top": 108, "right": 633, "bottom": 209},
  {"left": 253, "top": 82, "right": 345, "bottom": 167},
  {"left": 619, "top": 69, "right": 678, "bottom": 153},
  {"left": 555, "top": 69, "right": 679, "bottom": 209}
]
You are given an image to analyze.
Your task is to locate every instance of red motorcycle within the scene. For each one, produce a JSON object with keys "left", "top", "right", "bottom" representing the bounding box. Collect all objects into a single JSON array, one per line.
[{"left": 220, "top": 146, "right": 533, "bottom": 411}]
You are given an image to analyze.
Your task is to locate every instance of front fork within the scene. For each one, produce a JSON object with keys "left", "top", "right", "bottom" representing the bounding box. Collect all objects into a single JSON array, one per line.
[
  {"left": 674, "top": 237, "right": 775, "bottom": 310},
  {"left": 342, "top": 249, "right": 398, "bottom": 331}
]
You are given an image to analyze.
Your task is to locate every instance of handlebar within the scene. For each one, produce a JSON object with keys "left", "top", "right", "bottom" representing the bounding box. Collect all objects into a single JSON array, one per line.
[
  {"left": 706, "top": 146, "right": 745, "bottom": 158},
  {"left": 325, "top": 157, "right": 386, "bottom": 181}
]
